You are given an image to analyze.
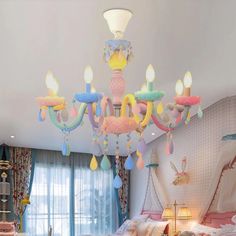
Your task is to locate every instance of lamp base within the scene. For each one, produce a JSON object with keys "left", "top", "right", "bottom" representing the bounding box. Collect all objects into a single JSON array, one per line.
[{"left": 173, "top": 231, "right": 181, "bottom": 236}]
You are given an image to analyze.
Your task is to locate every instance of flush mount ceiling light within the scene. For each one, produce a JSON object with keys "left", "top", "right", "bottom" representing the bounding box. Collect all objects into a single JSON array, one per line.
[{"left": 36, "top": 8, "right": 202, "bottom": 188}]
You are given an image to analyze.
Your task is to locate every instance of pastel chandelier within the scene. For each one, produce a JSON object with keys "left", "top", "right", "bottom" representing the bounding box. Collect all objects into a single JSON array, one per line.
[{"left": 37, "top": 9, "right": 202, "bottom": 188}]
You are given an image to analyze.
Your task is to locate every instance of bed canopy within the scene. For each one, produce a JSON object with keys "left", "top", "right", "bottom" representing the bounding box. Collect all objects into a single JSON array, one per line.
[
  {"left": 141, "top": 140, "right": 236, "bottom": 223},
  {"left": 141, "top": 149, "right": 168, "bottom": 216}
]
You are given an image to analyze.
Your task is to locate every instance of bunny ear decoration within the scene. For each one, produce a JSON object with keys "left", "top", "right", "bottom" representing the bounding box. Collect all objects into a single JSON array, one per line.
[
  {"left": 170, "top": 161, "right": 179, "bottom": 174},
  {"left": 182, "top": 157, "right": 187, "bottom": 172}
]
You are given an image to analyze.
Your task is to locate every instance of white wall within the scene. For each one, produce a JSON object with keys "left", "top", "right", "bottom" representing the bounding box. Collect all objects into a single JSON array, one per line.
[{"left": 130, "top": 96, "right": 236, "bottom": 220}]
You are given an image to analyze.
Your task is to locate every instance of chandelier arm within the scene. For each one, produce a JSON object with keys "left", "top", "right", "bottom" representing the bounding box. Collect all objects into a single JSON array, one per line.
[
  {"left": 151, "top": 106, "right": 191, "bottom": 132},
  {"left": 121, "top": 95, "right": 153, "bottom": 127},
  {"left": 101, "top": 96, "right": 115, "bottom": 116},
  {"left": 169, "top": 106, "right": 190, "bottom": 129},
  {"left": 121, "top": 94, "right": 139, "bottom": 121},
  {"left": 139, "top": 102, "right": 153, "bottom": 128},
  {"left": 48, "top": 103, "right": 87, "bottom": 132},
  {"left": 151, "top": 114, "right": 173, "bottom": 132},
  {"left": 87, "top": 104, "right": 104, "bottom": 128}
]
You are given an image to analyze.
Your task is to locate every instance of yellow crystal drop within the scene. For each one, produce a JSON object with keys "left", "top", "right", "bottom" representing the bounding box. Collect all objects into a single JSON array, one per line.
[
  {"left": 90, "top": 155, "right": 98, "bottom": 171},
  {"left": 157, "top": 102, "right": 164, "bottom": 115}
]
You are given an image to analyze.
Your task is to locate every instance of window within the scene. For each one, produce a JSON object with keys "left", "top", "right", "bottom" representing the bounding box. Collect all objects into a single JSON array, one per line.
[{"left": 25, "top": 150, "right": 116, "bottom": 236}]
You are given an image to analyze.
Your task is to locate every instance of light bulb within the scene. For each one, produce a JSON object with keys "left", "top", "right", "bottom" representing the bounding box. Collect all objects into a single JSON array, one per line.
[
  {"left": 146, "top": 64, "right": 155, "bottom": 82},
  {"left": 184, "top": 71, "right": 192, "bottom": 88},
  {"left": 91, "top": 86, "right": 96, "bottom": 93},
  {"left": 45, "top": 71, "right": 59, "bottom": 95},
  {"left": 141, "top": 84, "right": 147, "bottom": 92},
  {"left": 175, "top": 80, "right": 184, "bottom": 96},
  {"left": 84, "top": 66, "right": 93, "bottom": 83}
]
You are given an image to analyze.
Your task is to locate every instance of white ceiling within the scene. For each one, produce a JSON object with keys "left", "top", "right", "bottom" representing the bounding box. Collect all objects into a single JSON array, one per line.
[{"left": 0, "top": 0, "right": 236, "bottom": 155}]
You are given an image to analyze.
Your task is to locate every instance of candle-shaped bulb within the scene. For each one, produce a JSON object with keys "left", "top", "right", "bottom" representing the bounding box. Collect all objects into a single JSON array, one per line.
[
  {"left": 175, "top": 80, "right": 184, "bottom": 96},
  {"left": 184, "top": 71, "right": 192, "bottom": 88},
  {"left": 141, "top": 84, "right": 147, "bottom": 92},
  {"left": 84, "top": 66, "right": 93, "bottom": 83},
  {"left": 146, "top": 64, "right": 155, "bottom": 82},
  {"left": 91, "top": 86, "right": 96, "bottom": 93},
  {"left": 45, "top": 71, "right": 59, "bottom": 96}
]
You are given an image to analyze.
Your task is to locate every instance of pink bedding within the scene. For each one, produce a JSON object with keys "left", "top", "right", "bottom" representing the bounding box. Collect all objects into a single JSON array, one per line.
[{"left": 202, "top": 212, "right": 236, "bottom": 228}]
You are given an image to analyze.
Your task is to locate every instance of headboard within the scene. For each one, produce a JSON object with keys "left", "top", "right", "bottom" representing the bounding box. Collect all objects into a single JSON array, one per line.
[
  {"left": 202, "top": 212, "right": 236, "bottom": 228},
  {"left": 202, "top": 155, "right": 236, "bottom": 228},
  {"left": 141, "top": 210, "right": 163, "bottom": 221}
]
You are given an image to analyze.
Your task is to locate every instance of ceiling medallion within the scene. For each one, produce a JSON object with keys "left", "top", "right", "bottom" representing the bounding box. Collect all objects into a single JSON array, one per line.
[{"left": 36, "top": 9, "right": 202, "bottom": 188}]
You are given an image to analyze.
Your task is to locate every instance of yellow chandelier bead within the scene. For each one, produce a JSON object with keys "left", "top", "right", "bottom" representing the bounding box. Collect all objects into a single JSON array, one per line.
[
  {"left": 127, "top": 142, "right": 131, "bottom": 148},
  {"left": 108, "top": 51, "right": 127, "bottom": 70},
  {"left": 136, "top": 150, "right": 141, "bottom": 157},
  {"left": 90, "top": 155, "right": 98, "bottom": 171},
  {"left": 157, "top": 102, "right": 164, "bottom": 115},
  {"left": 187, "top": 111, "right": 191, "bottom": 121}
]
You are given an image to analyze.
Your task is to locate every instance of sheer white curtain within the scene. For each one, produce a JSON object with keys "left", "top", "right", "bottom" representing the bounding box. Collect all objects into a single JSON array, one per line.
[
  {"left": 25, "top": 150, "right": 116, "bottom": 236},
  {"left": 74, "top": 157, "right": 114, "bottom": 235}
]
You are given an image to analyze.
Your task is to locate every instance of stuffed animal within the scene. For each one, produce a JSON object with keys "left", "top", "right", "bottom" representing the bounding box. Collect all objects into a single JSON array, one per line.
[{"left": 170, "top": 157, "right": 190, "bottom": 185}]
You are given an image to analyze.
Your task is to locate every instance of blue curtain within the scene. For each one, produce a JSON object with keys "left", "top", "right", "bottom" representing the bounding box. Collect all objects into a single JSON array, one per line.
[
  {"left": 25, "top": 150, "right": 116, "bottom": 236},
  {"left": 0, "top": 145, "right": 3, "bottom": 158}
]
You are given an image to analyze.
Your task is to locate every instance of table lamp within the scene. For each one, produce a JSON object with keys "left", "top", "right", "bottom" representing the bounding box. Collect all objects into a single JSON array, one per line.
[{"left": 162, "top": 201, "right": 192, "bottom": 235}]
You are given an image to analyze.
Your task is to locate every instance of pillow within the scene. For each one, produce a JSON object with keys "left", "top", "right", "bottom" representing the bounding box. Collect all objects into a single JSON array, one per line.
[
  {"left": 115, "top": 220, "right": 133, "bottom": 235},
  {"left": 150, "top": 221, "right": 169, "bottom": 236},
  {"left": 136, "top": 221, "right": 155, "bottom": 236},
  {"left": 132, "top": 214, "right": 149, "bottom": 222},
  {"left": 218, "top": 223, "right": 236, "bottom": 236},
  {"left": 232, "top": 215, "right": 236, "bottom": 224},
  {"left": 191, "top": 224, "right": 220, "bottom": 236},
  {"left": 136, "top": 220, "right": 169, "bottom": 236}
]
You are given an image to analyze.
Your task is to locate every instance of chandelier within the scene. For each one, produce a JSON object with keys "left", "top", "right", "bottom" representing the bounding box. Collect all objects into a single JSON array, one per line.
[{"left": 36, "top": 9, "right": 202, "bottom": 188}]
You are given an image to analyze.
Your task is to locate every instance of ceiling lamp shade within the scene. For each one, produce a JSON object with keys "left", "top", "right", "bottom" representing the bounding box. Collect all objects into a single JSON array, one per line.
[
  {"left": 177, "top": 207, "right": 192, "bottom": 220},
  {"left": 162, "top": 207, "right": 174, "bottom": 219},
  {"left": 103, "top": 8, "right": 133, "bottom": 38}
]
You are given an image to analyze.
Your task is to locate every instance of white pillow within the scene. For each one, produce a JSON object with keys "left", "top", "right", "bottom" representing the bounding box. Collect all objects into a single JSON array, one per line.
[
  {"left": 137, "top": 220, "right": 169, "bottom": 236},
  {"left": 132, "top": 214, "right": 149, "bottom": 222},
  {"left": 232, "top": 215, "right": 236, "bottom": 224},
  {"left": 136, "top": 221, "right": 155, "bottom": 236},
  {"left": 150, "top": 220, "right": 169, "bottom": 236},
  {"left": 218, "top": 223, "right": 236, "bottom": 236},
  {"left": 115, "top": 220, "right": 133, "bottom": 234},
  {"left": 191, "top": 224, "right": 220, "bottom": 236}
]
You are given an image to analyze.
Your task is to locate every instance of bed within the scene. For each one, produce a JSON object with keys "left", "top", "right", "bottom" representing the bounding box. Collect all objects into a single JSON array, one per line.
[{"left": 181, "top": 151, "right": 236, "bottom": 236}]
